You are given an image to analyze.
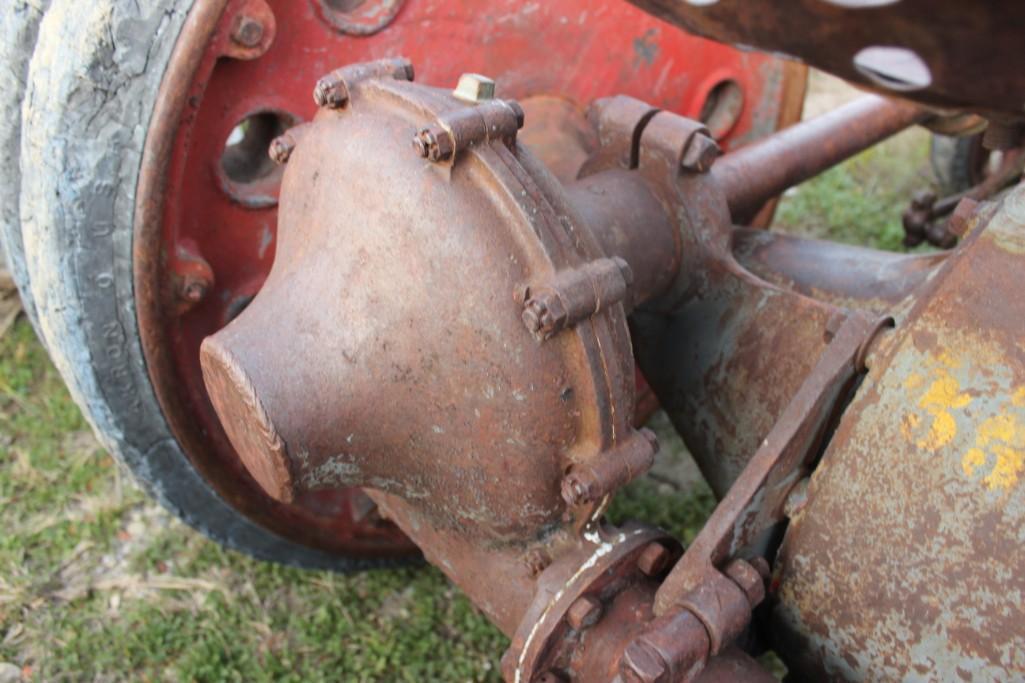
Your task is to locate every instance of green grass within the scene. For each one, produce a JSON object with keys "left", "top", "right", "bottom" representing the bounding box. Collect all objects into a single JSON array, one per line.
[
  {"left": 0, "top": 319, "right": 715, "bottom": 682},
  {"left": 774, "top": 127, "right": 934, "bottom": 250},
  {"left": 0, "top": 109, "right": 932, "bottom": 681}
]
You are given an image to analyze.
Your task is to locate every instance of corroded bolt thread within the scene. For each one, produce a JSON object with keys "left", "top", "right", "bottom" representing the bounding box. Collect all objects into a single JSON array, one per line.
[
  {"left": 521, "top": 296, "right": 565, "bottom": 341},
  {"left": 560, "top": 472, "right": 593, "bottom": 507},
  {"left": 413, "top": 128, "right": 454, "bottom": 162},
  {"left": 313, "top": 76, "right": 348, "bottom": 109},
  {"left": 268, "top": 133, "right": 296, "bottom": 165},
  {"left": 522, "top": 548, "right": 551, "bottom": 578},
  {"left": 636, "top": 542, "right": 671, "bottom": 577},
  {"left": 681, "top": 133, "right": 720, "bottom": 173},
  {"left": 724, "top": 558, "right": 767, "bottom": 607},
  {"left": 566, "top": 595, "right": 603, "bottom": 631},
  {"left": 231, "top": 15, "right": 265, "bottom": 48}
]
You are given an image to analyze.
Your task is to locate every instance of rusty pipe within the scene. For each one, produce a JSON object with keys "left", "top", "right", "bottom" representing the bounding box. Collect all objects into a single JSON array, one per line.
[
  {"left": 732, "top": 227, "right": 947, "bottom": 314},
  {"left": 714, "top": 95, "right": 927, "bottom": 223},
  {"left": 565, "top": 170, "right": 680, "bottom": 306}
]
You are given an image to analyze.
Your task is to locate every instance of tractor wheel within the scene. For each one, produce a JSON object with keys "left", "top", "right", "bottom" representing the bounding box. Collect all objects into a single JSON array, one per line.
[{"left": 1, "top": 0, "right": 805, "bottom": 569}]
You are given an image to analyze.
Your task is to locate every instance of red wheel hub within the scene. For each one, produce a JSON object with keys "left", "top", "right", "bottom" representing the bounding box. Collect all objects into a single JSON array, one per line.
[{"left": 134, "top": 0, "right": 806, "bottom": 557}]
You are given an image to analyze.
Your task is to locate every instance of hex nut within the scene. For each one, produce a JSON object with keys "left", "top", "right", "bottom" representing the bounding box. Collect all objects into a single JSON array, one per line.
[
  {"left": 566, "top": 595, "right": 603, "bottom": 631},
  {"left": 724, "top": 558, "right": 766, "bottom": 607},
  {"left": 636, "top": 542, "right": 671, "bottom": 577}
]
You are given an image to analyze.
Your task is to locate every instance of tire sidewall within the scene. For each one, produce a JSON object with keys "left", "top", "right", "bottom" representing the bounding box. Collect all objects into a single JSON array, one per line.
[{"left": 17, "top": 0, "right": 388, "bottom": 570}]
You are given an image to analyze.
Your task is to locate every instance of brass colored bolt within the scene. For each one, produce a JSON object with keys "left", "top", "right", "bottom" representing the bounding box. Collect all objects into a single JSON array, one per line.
[{"left": 453, "top": 73, "right": 497, "bottom": 103}]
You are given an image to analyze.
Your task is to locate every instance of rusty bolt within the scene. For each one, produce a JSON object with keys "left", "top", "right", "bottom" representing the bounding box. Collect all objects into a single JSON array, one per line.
[
  {"left": 724, "top": 558, "right": 766, "bottom": 607},
  {"left": 566, "top": 595, "right": 604, "bottom": 631},
  {"left": 620, "top": 640, "right": 669, "bottom": 683},
  {"left": 521, "top": 295, "right": 567, "bottom": 341},
  {"left": 681, "top": 133, "right": 720, "bottom": 173},
  {"left": 947, "top": 196, "right": 980, "bottom": 238},
  {"left": 636, "top": 542, "right": 672, "bottom": 577},
  {"left": 749, "top": 556, "right": 771, "bottom": 582},
  {"left": 231, "top": 15, "right": 265, "bottom": 48},
  {"left": 522, "top": 548, "right": 551, "bottom": 578},
  {"left": 314, "top": 75, "right": 349, "bottom": 109},
  {"left": 180, "top": 275, "right": 209, "bottom": 304},
  {"left": 560, "top": 472, "right": 592, "bottom": 507},
  {"left": 268, "top": 133, "right": 296, "bottom": 165},
  {"left": 453, "top": 73, "right": 496, "bottom": 103},
  {"left": 413, "top": 127, "right": 455, "bottom": 163}
]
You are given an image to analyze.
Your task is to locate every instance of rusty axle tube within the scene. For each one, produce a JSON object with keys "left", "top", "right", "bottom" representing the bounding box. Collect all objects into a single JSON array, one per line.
[{"left": 714, "top": 95, "right": 927, "bottom": 223}]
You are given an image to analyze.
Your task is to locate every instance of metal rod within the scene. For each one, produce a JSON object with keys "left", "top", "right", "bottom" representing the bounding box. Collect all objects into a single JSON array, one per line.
[{"left": 713, "top": 95, "right": 927, "bottom": 223}]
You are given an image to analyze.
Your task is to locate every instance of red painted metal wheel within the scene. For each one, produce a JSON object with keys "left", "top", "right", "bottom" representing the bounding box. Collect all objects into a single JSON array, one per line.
[{"left": 132, "top": 0, "right": 807, "bottom": 564}]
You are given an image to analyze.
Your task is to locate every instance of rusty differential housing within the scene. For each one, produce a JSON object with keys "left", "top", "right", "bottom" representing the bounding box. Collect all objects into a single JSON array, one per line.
[{"left": 200, "top": 60, "right": 649, "bottom": 543}]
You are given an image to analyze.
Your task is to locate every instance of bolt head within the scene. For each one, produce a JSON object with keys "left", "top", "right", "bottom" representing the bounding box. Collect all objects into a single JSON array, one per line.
[
  {"left": 268, "top": 134, "right": 295, "bottom": 165},
  {"left": 566, "top": 595, "right": 603, "bottom": 631},
  {"left": 232, "top": 15, "right": 265, "bottom": 48},
  {"left": 724, "top": 558, "right": 766, "bottom": 607},
  {"left": 313, "top": 78, "right": 348, "bottom": 109},
  {"left": 620, "top": 640, "right": 669, "bottom": 683},
  {"left": 560, "top": 472, "right": 591, "bottom": 506},
  {"left": 636, "top": 542, "right": 671, "bottom": 577},
  {"left": 681, "top": 134, "right": 720, "bottom": 173},
  {"left": 453, "top": 73, "right": 496, "bottom": 103}
]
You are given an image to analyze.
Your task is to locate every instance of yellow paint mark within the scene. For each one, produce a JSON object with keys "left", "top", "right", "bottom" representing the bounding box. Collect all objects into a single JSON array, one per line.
[
  {"left": 986, "top": 446, "right": 1025, "bottom": 490},
  {"left": 915, "top": 371, "right": 972, "bottom": 452},
  {"left": 903, "top": 351, "right": 1025, "bottom": 491},
  {"left": 966, "top": 413, "right": 1025, "bottom": 491},
  {"left": 961, "top": 448, "right": 986, "bottom": 477}
]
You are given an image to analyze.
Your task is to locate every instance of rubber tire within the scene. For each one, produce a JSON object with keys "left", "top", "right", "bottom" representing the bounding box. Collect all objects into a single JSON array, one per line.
[
  {"left": 0, "top": 0, "right": 49, "bottom": 338},
  {"left": 8, "top": 0, "right": 405, "bottom": 571}
]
